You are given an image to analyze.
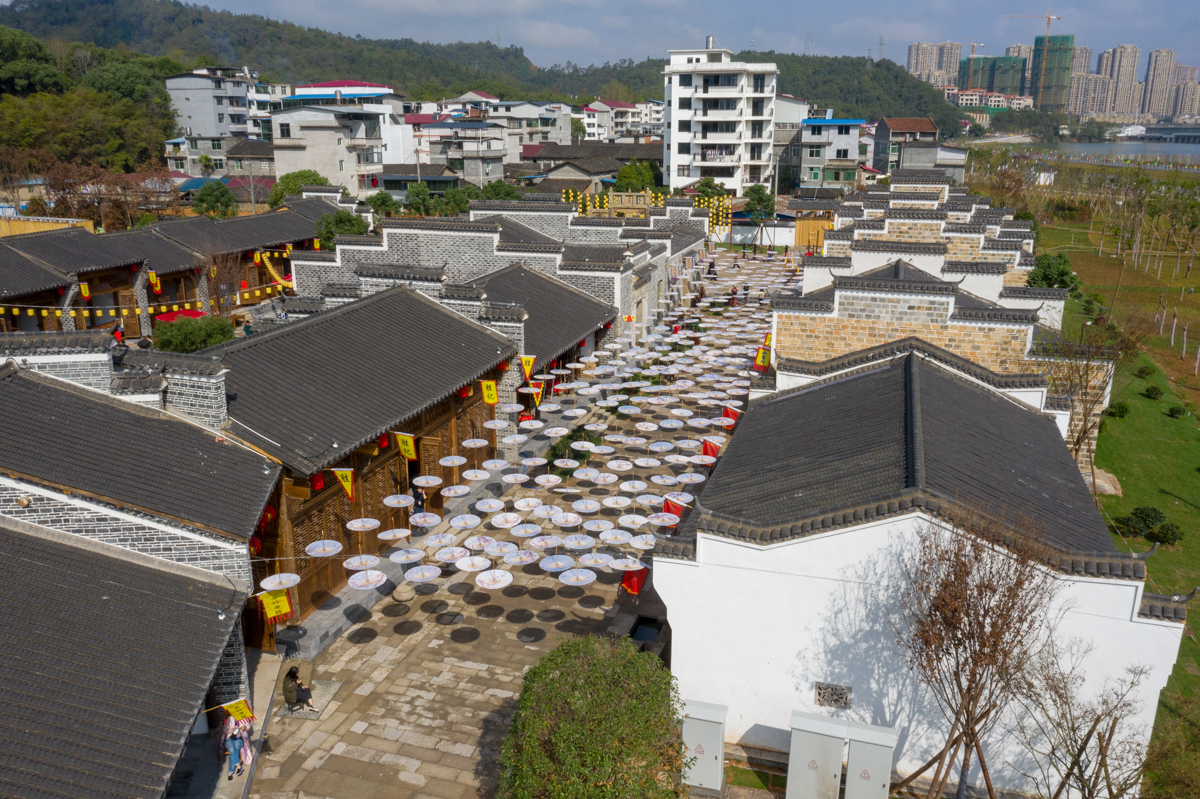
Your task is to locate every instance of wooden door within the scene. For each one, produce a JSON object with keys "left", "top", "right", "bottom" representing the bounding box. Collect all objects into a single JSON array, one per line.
[{"left": 118, "top": 290, "right": 140, "bottom": 337}]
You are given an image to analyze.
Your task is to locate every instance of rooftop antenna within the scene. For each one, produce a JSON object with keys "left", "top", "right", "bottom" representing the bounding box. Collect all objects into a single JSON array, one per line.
[
  {"left": 803, "top": 33, "right": 812, "bottom": 56},
  {"left": 999, "top": 9, "right": 1062, "bottom": 109}
]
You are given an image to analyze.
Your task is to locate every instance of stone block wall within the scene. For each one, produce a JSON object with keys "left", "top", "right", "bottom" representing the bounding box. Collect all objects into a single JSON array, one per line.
[
  {"left": 212, "top": 625, "right": 251, "bottom": 704},
  {"left": 358, "top": 276, "right": 443, "bottom": 300},
  {"left": 0, "top": 476, "right": 251, "bottom": 583},
  {"left": 1004, "top": 268, "right": 1032, "bottom": 287},
  {"left": 882, "top": 220, "right": 945, "bottom": 242},
  {"left": 557, "top": 270, "right": 619, "bottom": 308},
  {"left": 824, "top": 240, "right": 851, "bottom": 257},
  {"left": 19, "top": 352, "right": 112, "bottom": 393},
  {"left": 472, "top": 211, "right": 574, "bottom": 240},
  {"left": 774, "top": 310, "right": 1033, "bottom": 374},
  {"left": 164, "top": 372, "right": 228, "bottom": 429},
  {"left": 291, "top": 258, "right": 355, "bottom": 298},
  {"left": 944, "top": 235, "right": 985, "bottom": 261},
  {"left": 837, "top": 293, "right": 952, "bottom": 325},
  {"left": 564, "top": 224, "right": 626, "bottom": 245}
]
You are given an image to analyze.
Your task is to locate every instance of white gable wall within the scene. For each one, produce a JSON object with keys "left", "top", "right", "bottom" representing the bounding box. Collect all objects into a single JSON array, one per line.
[{"left": 653, "top": 513, "right": 1182, "bottom": 790}]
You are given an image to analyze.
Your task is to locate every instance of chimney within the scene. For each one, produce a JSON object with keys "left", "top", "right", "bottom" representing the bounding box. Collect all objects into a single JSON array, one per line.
[
  {"left": 706, "top": 35, "right": 715, "bottom": 49},
  {"left": 334, "top": 90, "right": 342, "bottom": 104}
]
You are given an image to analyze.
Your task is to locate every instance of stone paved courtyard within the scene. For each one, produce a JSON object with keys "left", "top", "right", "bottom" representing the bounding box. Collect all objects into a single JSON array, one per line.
[{"left": 252, "top": 248, "right": 796, "bottom": 799}]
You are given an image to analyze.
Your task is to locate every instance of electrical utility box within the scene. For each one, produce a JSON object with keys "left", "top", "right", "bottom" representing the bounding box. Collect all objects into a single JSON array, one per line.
[
  {"left": 844, "top": 721, "right": 899, "bottom": 799},
  {"left": 682, "top": 699, "right": 727, "bottom": 796},
  {"left": 785, "top": 712, "right": 848, "bottom": 799}
]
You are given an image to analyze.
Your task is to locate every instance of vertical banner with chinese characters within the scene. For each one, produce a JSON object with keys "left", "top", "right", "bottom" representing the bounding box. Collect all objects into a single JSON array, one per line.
[
  {"left": 480, "top": 380, "right": 498, "bottom": 405},
  {"left": 394, "top": 433, "right": 418, "bottom": 460},
  {"left": 332, "top": 468, "right": 354, "bottom": 500}
]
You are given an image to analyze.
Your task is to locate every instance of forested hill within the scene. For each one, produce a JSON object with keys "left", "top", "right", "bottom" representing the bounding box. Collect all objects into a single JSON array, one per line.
[{"left": 0, "top": 0, "right": 966, "bottom": 131}]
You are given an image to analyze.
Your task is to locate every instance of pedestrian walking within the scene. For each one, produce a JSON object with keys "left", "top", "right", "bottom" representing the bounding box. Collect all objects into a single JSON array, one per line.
[{"left": 412, "top": 484, "right": 427, "bottom": 514}]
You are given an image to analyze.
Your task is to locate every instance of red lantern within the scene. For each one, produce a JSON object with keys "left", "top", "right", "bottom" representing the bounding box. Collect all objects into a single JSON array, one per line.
[
  {"left": 378, "top": 434, "right": 389, "bottom": 448},
  {"left": 257, "top": 504, "right": 277, "bottom": 530},
  {"left": 131, "top": 264, "right": 139, "bottom": 272},
  {"left": 457, "top": 385, "right": 471, "bottom": 399},
  {"left": 311, "top": 472, "right": 325, "bottom": 491},
  {"left": 497, "top": 359, "right": 509, "bottom": 372},
  {"left": 248, "top": 535, "right": 263, "bottom": 556},
  {"left": 578, "top": 339, "right": 586, "bottom": 348},
  {"left": 241, "top": 280, "right": 248, "bottom": 290},
  {"left": 604, "top": 321, "right": 613, "bottom": 329}
]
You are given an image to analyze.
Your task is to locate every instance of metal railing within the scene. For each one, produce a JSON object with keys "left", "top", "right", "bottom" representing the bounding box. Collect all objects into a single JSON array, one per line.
[
  {"left": 699, "top": 107, "right": 740, "bottom": 118},
  {"left": 700, "top": 84, "right": 741, "bottom": 95},
  {"left": 699, "top": 131, "right": 741, "bottom": 141},
  {"left": 696, "top": 150, "right": 739, "bottom": 163}
]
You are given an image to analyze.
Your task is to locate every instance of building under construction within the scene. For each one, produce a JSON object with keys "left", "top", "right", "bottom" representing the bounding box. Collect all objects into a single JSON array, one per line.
[
  {"left": 1030, "top": 34, "right": 1075, "bottom": 113},
  {"left": 957, "top": 55, "right": 1027, "bottom": 96}
]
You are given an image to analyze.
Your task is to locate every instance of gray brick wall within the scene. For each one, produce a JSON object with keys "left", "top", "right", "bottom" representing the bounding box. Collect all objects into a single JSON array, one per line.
[
  {"left": 58, "top": 284, "right": 79, "bottom": 332},
  {"left": 292, "top": 258, "right": 357, "bottom": 298},
  {"left": 472, "top": 211, "right": 574, "bottom": 240},
  {"left": 837, "top": 293, "right": 951, "bottom": 324},
  {"left": 212, "top": 625, "right": 251, "bottom": 704},
  {"left": 164, "top": 372, "right": 228, "bottom": 429},
  {"left": 564, "top": 224, "right": 625, "bottom": 245},
  {"left": 618, "top": 272, "right": 634, "bottom": 335},
  {"left": 19, "top": 353, "right": 112, "bottom": 393},
  {"left": 556, "top": 271, "right": 619, "bottom": 307}
]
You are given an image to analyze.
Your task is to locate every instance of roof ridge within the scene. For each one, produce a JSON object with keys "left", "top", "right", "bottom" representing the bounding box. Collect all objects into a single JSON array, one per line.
[{"left": 906, "top": 354, "right": 925, "bottom": 490}]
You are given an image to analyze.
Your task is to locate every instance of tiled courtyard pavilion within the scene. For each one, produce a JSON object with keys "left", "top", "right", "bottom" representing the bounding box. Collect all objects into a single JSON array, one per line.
[{"left": 250, "top": 247, "right": 799, "bottom": 799}]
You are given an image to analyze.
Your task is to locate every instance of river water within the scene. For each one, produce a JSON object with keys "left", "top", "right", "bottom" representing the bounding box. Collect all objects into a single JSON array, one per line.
[{"left": 1034, "top": 142, "right": 1200, "bottom": 158}]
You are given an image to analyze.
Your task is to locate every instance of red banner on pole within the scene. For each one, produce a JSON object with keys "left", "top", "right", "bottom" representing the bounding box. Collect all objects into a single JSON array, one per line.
[
  {"left": 662, "top": 499, "right": 684, "bottom": 522},
  {"left": 702, "top": 439, "right": 720, "bottom": 459}
]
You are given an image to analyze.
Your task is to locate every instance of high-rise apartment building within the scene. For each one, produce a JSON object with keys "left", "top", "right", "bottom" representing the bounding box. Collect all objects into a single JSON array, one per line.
[
  {"left": 1068, "top": 73, "right": 1113, "bottom": 116},
  {"left": 1142, "top": 49, "right": 1177, "bottom": 118},
  {"left": 1104, "top": 45, "right": 1142, "bottom": 114},
  {"left": 662, "top": 37, "right": 778, "bottom": 196},
  {"left": 1174, "top": 64, "right": 1199, "bottom": 85},
  {"left": 1030, "top": 34, "right": 1075, "bottom": 112},
  {"left": 908, "top": 42, "right": 962, "bottom": 87},
  {"left": 1173, "top": 82, "right": 1200, "bottom": 119},
  {"left": 1071, "top": 47, "right": 1092, "bottom": 75},
  {"left": 1006, "top": 44, "right": 1034, "bottom": 92}
]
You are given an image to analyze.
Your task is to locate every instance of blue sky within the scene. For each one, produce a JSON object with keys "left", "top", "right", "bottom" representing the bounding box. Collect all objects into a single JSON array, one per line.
[{"left": 204, "top": 0, "right": 1197, "bottom": 72}]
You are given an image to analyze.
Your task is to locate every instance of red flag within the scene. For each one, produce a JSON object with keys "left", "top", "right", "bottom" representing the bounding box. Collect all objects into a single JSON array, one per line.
[
  {"left": 622, "top": 569, "right": 648, "bottom": 595},
  {"left": 662, "top": 499, "right": 684, "bottom": 523},
  {"left": 702, "top": 439, "right": 720, "bottom": 459},
  {"left": 723, "top": 406, "right": 740, "bottom": 420}
]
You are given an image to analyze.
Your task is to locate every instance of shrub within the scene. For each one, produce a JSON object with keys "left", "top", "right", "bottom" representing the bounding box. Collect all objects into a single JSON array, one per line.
[
  {"left": 498, "top": 636, "right": 688, "bottom": 799},
  {"left": 1027, "top": 252, "right": 1079, "bottom": 291},
  {"left": 1168, "top": 405, "right": 1186, "bottom": 418},
  {"left": 1153, "top": 522, "right": 1184, "bottom": 545},
  {"left": 268, "top": 170, "right": 329, "bottom": 208},
  {"left": 152, "top": 315, "right": 235, "bottom": 353},
  {"left": 1144, "top": 385, "right": 1164, "bottom": 401},
  {"left": 1130, "top": 506, "right": 1167, "bottom": 530},
  {"left": 1134, "top": 365, "right": 1155, "bottom": 379},
  {"left": 1105, "top": 401, "right": 1131, "bottom": 418},
  {"left": 191, "top": 180, "right": 239, "bottom": 219},
  {"left": 315, "top": 209, "right": 369, "bottom": 251}
]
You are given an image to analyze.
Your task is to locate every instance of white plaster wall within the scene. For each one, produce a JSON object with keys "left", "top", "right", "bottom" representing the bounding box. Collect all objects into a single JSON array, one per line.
[
  {"left": 654, "top": 513, "right": 1182, "bottom": 791},
  {"left": 847, "top": 251, "right": 945, "bottom": 277},
  {"left": 944, "top": 271, "right": 1005, "bottom": 303},
  {"left": 1002, "top": 296, "right": 1065, "bottom": 330}
]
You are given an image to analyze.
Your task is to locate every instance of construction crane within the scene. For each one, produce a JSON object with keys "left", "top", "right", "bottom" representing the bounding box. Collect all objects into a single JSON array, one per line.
[
  {"left": 1000, "top": 9, "right": 1062, "bottom": 110},
  {"left": 965, "top": 38, "right": 985, "bottom": 91}
]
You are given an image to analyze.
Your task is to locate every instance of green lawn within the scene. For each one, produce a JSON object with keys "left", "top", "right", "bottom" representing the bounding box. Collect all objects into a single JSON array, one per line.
[
  {"left": 1094, "top": 355, "right": 1200, "bottom": 697},
  {"left": 725, "top": 762, "right": 787, "bottom": 793}
]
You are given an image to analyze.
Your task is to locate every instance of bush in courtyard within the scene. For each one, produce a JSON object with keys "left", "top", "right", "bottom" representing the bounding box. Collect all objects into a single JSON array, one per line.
[
  {"left": 1135, "top": 365, "right": 1156, "bottom": 379},
  {"left": 152, "top": 315, "right": 234, "bottom": 353},
  {"left": 1144, "top": 385, "right": 1164, "bottom": 401},
  {"left": 1153, "top": 522, "right": 1184, "bottom": 545},
  {"left": 1168, "top": 406, "right": 1186, "bottom": 418},
  {"left": 1027, "top": 252, "right": 1079, "bottom": 291},
  {"left": 1130, "top": 506, "right": 1167, "bottom": 531},
  {"left": 1105, "top": 401, "right": 1131, "bottom": 419},
  {"left": 268, "top": 170, "right": 329, "bottom": 208},
  {"left": 498, "top": 636, "right": 689, "bottom": 799},
  {"left": 315, "top": 209, "right": 369, "bottom": 251}
]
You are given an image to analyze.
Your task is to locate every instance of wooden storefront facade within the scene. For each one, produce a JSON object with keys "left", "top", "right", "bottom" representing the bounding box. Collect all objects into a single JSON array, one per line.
[{"left": 252, "top": 385, "right": 499, "bottom": 626}]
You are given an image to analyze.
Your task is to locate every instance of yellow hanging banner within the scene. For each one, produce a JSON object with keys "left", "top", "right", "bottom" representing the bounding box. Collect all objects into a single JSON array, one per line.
[
  {"left": 260, "top": 589, "right": 293, "bottom": 624},
  {"left": 480, "top": 380, "right": 498, "bottom": 405},
  {"left": 754, "top": 346, "right": 771, "bottom": 371},
  {"left": 331, "top": 468, "right": 355, "bottom": 501},
  {"left": 79, "top": 282, "right": 90, "bottom": 300},
  {"left": 221, "top": 698, "right": 255, "bottom": 722},
  {"left": 520, "top": 355, "right": 535, "bottom": 381},
  {"left": 532, "top": 381, "right": 544, "bottom": 407},
  {"left": 763, "top": 332, "right": 773, "bottom": 348},
  {"left": 393, "top": 433, "right": 418, "bottom": 461}
]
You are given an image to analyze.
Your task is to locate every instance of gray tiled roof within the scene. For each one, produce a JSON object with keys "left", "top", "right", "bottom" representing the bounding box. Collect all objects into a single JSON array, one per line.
[
  {"left": 494, "top": 217, "right": 563, "bottom": 248},
  {"left": 833, "top": 261, "right": 958, "bottom": 295},
  {"left": 0, "top": 329, "right": 112, "bottom": 355},
  {"left": 2, "top": 227, "right": 144, "bottom": 276},
  {"left": 469, "top": 201, "right": 574, "bottom": 213},
  {"left": 354, "top": 264, "right": 445, "bottom": 282},
  {"left": 951, "top": 292, "right": 1040, "bottom": 323},
  {"left": 0, "top": 364, "right": 277, "bottom": 537},
  {"left": 280, "top": 197, "right": 341, "bottom": 221},
  {"left": 884, "top": 208, "right": 947, "bottom": 220},
  {"left": 670, "top": 225, "right": 706, "bottom": 250},
  {"left": 684, "top": 354, "right": 1113, "bottom": 553},
  {"left": 114, "top": 348, "right": 226, "bottom": 377},
  {"left": 1000, "top": 286, "right": 1070, "bottom": 300},
  {"left": 380, "top": 217, "right": 501, "bottom": 233},
  {"left": 0, "top": 517, "right": 249, "bottom": 799},
  {"left": 851, "top": 239, "right": 948, "bottom": 254},
  {"left": 0, "top": 242, "right": 69, "bottom": 298},
  {"left": 888, "top": 169, "right": 953, "bottom": 184},
  {"left": 212, "top": 287, "right": 515, "bottom": 474},
  {"left": 560, "top": 244, "right": 632, "bottom": 272},
  {"left": 798, "top": 256, "right": 852, "bottom": 268},
  {"left": 942, "top": 261, "right": 1008, "bottom": 274},
  {"left": 981, "top": 238, "right": 1025, "bottom": 252},
  {"left": 152, "top": 209, "right": 317, "bottom": 257},
  {"left": 466, "top": 264, "right": 615, "bottom": 372},
  {"left": 775, "top": 337, "right": 1048, "bottom": 389},
  {"left": 943, "top": 223, "right": 987, "bottom": 234}
]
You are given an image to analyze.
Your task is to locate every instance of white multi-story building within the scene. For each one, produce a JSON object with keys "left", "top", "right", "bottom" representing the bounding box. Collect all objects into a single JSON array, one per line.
[
  {"left": 663, "top": 37, "right": 778, "bottom": 196},
  {"left": 482, "top": 100, "right": 573, "bottom": 162},
  {"left": 166, "top": 66, "right": 259, "bottom": 139}
]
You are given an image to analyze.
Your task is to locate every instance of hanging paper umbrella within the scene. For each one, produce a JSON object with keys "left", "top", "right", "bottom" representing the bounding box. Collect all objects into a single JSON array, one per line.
[
  {"left": 346, "top": 518, "right": 381, "bottom": 533},
  {"left": 648, "top": 512, "right": 681, "bottom": 527},
  {"left": 571, "top": 499, "right": 601, "bottom": 515},
  {"left": 583, "top": 519, "right": 614, "bottom": 532},
  {"left": 502, "top": 473, "right": 530, "bottom": 485},
  {"left": 435, "top": 546, "right": 471, "bottom": 563},
  {"left": 552, "top": 512, "right": 583, "bottom": 528},
  {"left": 630, "top": 534, "right": 657, "bottom": 551},
  {"left": 677, "top": 472, "right": 708, "bottom": 485},
  {"left": 637, "top": 494, "right": 664, "bottom": 508},
  {"left": 485, "top": 541, "right": 517, "bottom": 557},
  {"left": 463, "top": 469, "right": 491, "bottom": 482},
  {"left": 514, "top": 496, "right": 543, "bottom": 512},
  {"left": 389, "top": 548, "right": 424, "bottom": 565},
  {"left": 450, "top": 514, "right": 482, "bottom": 531},
  {"left": 559, "top": 568, "right": 596, "bottom": 586},
  {"left": 634, "top": 458, "right": 662, "bottom": 469},
  {"left": 544, "top": 426, "right": 570, "bottom": 437},
  {"left": 455, "top": 555, "right": 491, "bottom": 573},
  {"left": 424, "top": 531, "right": 456, "bottom": 547},
  {"left": 344, "top": 554, "right": 381, "bottom": 571},
  {"left": 462, "top": 438, "right": 489, "bottom": 449},
  {"left": 619, "top": 514, "right": 649, "bottom": 529},
  {"left": 578, "top": 552, "right": 614, "bottom": 568},
  {"left": 600, "top": 529, "right": 633, "bottom": 546},
  {"left": 606, "top": 459, "right": 634, "bottom": 472},
  {"left": 260, "top": 573, "right": 301, "bottom": 591},
  {"left": 539, "top": 403, "right": 562, "bottom": 412},
  {"left": 483, "top": 459, "right": 510, "bottom": 471},
  {"left": 519, "top": 419, "right": 545, "bottom": 431},
  {"left": 563, "top": 534, "right": 596, "bottom": 550},
  {"left": 532, "top": 505, "right": 561, "bottom": 520},
  {"left": 439, "top": 455, "right": 468, "bottom": 468},
  {"left": 540, "top": 554, "right": 575, "bottom": 572},
  {"left": 500, "top": 403, "right": 524, "bottom": 413},
  {"left": 491, "top": 512, "right": 523, "bottom": 529},
  {"left": 440, "top": 485, "right": 470, "bottom": 498},
  {"left": 619, "top": 480, "right": 648, "bottom": 493},
  {"left": 535, "top": 474, "right": 563, "bottom": 488},
  {"left": 483, "top": 419, "right": 510, "bottom": 430},
  {"left": 412, "top": 475, "right": 443, "bottom": 488},
  {"left": 602, "top": 496, "right": 631, "bottom": 509},
  {"left": 502, "top": 434, "right": 529, "bottom": 445},
  {"left": 530, "top": 534, "right": 563, "bottom": 550},
  {"left": 378, "top": 528, "right": 411, "bottom": 542},
  {"left": 383, "top": 494, "right": 415, "bottom": 509},
  {"left": 476, "top": 569, "right": 514, "bottom": 589},
  {"left": 348, "top": 570, "right": 388, "bottom": 590},
  {"left": 405, "top": 564, "right": 441, "bottom": 582},
  {"left": 511, "top": 523, "right": 543, "bottom": 539},
  {"left": 305, "top": 540, "right": 343, "bottom": 558},
  {"left": 475, "top": 498, "right": 505, "bottom": 514},
  {"left": 522, "top": 457, "right": 548, "bottom": 469}
]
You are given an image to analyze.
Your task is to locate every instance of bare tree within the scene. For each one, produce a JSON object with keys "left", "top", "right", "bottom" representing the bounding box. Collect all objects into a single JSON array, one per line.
[
  {"left": 1033, "top": 315, "right": 1149, "bottom": 493},
  {"left": 890, "top": 507, "right": 1063, "bottom": 799},
  {"left": 1008, "top": 639, "right": 1151, "bottom": 799}
]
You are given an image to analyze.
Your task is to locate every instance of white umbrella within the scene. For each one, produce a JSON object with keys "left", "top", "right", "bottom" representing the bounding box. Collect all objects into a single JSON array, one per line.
[
  {"left": 578, "top": 552, "right": 614, "bottom": 568},
  {"left": 424, "top": 531, "right": 456, "bottom": 547},
  {"left": 563, "top": 534, "right": 596, "bottom": 550},
  {"left": 462, "top": 469, "right": 491, "bottom": 481},
  {"left": 530, "top": 535, "right": 563, "bottom": 550},
  {"left": 483, "top": 459, "right": 511, "bottom": 471},
  {"left": 476, "top": 497, "right": 505, "bottom": 514},
  {"left": 405, "top": 565, "right": 441, "bottom": 582},
  {"left": 619, "top": 480, "right": 648, "bottom": 493},
  {"left": 600, "top": 529, "right": 633, "bottom": 546},
  {"left": 504, "top": 549, "right": 539, "bottom": 566},
  {"left": 540, "top": 554, "right": 575, "bottom": 572},
  {"left": 450, "top": 514, "right": 482, "bottom": 531},
  {"left": 455, "top": 555, "right": 491, "bottom": 573},
  {"left": 502, "top": 434, "right": 528, "bottom": 445},
  {"left": 344, "top": 554, "right": 381, "bottom": 571},
  {"left": 491, "top": 512, "right": 523, "bottom": 529},
  {"left": 486, "top": 541, "right": 518, "bottom": 557},
  {"left": 463, "top": 534, "right": 496, "bottom": 550},
  {"left": 383, "top": 494, "right": 414, "bottom": 509},
  {"left": 348, "top": 570, "right": 388, "bottom": 590},
  {"left": 512, "top": 523, "right": 543, "bottom": 539},
  {"left": 440, "top": 485, "right": 470, "bottom": 498},
  {"left": 439, "top": 455, "right": 467, "bottom": 468},
  {"left": 571, "top": 500, "right": 601, "bottom": 515},
  {"left": 502, "top": 473, "right": 530, "bottom": 485},
  {"left": 535, "top": 474, "right": 563, "bottom": 488},
  {"left": 476, "top": 569, "right": 514, "bottom": 589},
  {"left": 601, "top": 496, "right": 632, "bottom": 510},
  {"left": 559, "top": 568, "right": 596, "bottom": 586},
  {"left": 260, "top": 573, "right": 301, "bottom": 591},
  {"left": 346, "top": 517, "right": 380, "bottom": 533},
  {"left": 554, "top": 458, "right": 580, "bottom": 469},
  {"left": 389, "top": 549, "right": 424, "bottom": 564},
  {"left": 619, "top": 514, "right": 649, "bottom": 529},
  {"left": 514, "top": 496, "right": 543, "bottom": 512},
  {"left": 305, "top": 540, "right": 342, "bottom": 557},
  {"left": 583, "top": 519, "right": 614, "bottom": 532},
  {"left": 435, "top": 546, "right": 470, "bottom": 563}
]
